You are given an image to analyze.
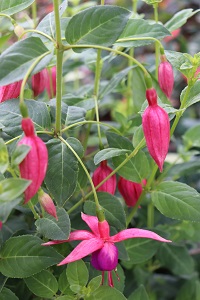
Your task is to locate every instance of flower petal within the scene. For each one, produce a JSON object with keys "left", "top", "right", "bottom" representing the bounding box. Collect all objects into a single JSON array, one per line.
[
  {"left": 110, "top": 228, "right": 171, "bottom": 243},
  {"left": 81, "top": 213, "right": 100, "bottom": 237},
  {"left": 91, "top": 242, "right": 118, "bottom": 271},
  {"left": 58, "top": 238, "right": 104, "bottom": 266},
  {"left": 68, "top": 230, "right": 96, "bottom": 241},
  {"left": 42, "top": 240, "right": 67, "bottom": 246}
]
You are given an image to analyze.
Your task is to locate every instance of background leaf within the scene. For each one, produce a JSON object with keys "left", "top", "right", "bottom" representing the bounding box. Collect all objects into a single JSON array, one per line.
[
  {"left": 165, "top": 9, "right": 197, "bottom": 32},
  {"left": 0, "top": 0, "right": 34, "bottom": 15},
  {"left": 181, "top": 81, "right": 200, "bottom": 108},
  {"left": 94, "top": 148, "right": 130, "bottom": 165},
  {"left": 0, "top": 139, "right": 9, "bottom": 174},
  {"left": 66, "top": 260, "right": 89, "bottom": 287},
  {"left": 87, "top": 286, "right": 127, "bottom": 300},
  {"left": 128, "top": 285, "right": 149, "bottom": 300},
  {"left": 0, "top": 287, "right": 19, "bottom": 300},
  {"left": 0, "top": 235, "right": 63, "bottom": 278},
  {"left": 0, "top": 178, "right": 30, "bottom": 202}
]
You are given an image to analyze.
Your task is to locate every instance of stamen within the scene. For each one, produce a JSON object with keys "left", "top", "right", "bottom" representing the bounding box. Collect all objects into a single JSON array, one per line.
[
  {"left": 114, "top": 268, "right": 120, "bottom": 282},
  {"left": 108, "top": 271, "right": 114, "bottom": 287},
  {"left": 101, "top": 271, "right": 105, "bottom": 285}
]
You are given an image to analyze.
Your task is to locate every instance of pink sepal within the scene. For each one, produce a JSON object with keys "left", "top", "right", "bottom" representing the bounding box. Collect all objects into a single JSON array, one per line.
[
  {"left": 58, "top": 238, "right": 104, "bottom": 266},
  {"left": 81, "top": 213, "right": 100, "bottom": 237},
  {"left": 109, "top": 228, "right": 171, "bottom": 243}
]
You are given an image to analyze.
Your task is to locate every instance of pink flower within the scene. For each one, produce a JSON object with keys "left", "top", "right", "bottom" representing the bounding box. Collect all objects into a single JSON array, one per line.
[
  {"left": 0, "top": 221, "right": 2, "bottom": 230},
  {"left": 43, "top": 213, "right": 171, "bottom": 287},
  {"left": 142, "top": 88, "right": 170, "bottom": 172},
  {"left": 18, "top": 118, "right": 48, "bottom": 204},
  {"left": 164, "top": 28, "right": 181, "bottom": 43},
  {"left": 32, "top": 69, "right": 48, "bottom": 97},
  {"left": 118, "top": 177, "right": 146, "bottom": 207},
  {"left": 92, "top": 161, "right": 117, "bottom": 195},
  {"left": 158, "top": 55, "right": 174, "bottom": 98},
  {"left": 0, "top": 81, "right": 22, "bottom": 103},
  {"left": 45, "top": 66, "right": 56, "bottom": 98},
  {"left": 39, "top": 191, "right": 58, "bottom": 220}
]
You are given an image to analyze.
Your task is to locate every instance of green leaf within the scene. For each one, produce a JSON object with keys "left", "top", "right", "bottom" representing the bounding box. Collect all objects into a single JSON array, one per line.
[
  {"left": 87, "top": 286, "right": 127, "bottom": 300},
  {"left": 87, "top": 276, "right": 102, "bottom": 293},
  {"left": 94, "top": 148, "right": 130, "bottom": 165},
  {"left": 165, "top": 9, "right": 198, "bottom": 32},
  {"left": 62, "top": 95, "right": 95, "bottom": 111},
  {"left": 123, "top": 238, "right": 161, "bottom": 265},
  {"left": 35, "top": 208, "right": 71, "bottom": 240},
  {"left": 128, "top": 285, "right": 149, "bottom": 300},
  {"left": 0, "top": 139, "right": 9, "bottom": 174},
  {"left": 0, "top": 235, "right": 63, "bottom": 278},
  {"left": 0, "top": 0, "right": 34, "bottom": 15},
  {"left": 180, "top": 81, "right": 200, "bottom": 108},
  {"left": 116, "top": 19, "right": 170, "bottom": 47},
  {"left": 65, "top": 6, "right": 131, "bottom": 47},
  {"left": 58, "top": 270, "right": 74, "bottom": 296},
  {"left": 66, "top": 260, "right": 89, "bottom": 287},
  {"left": 0, "top": 178, "right": 30, "bottom": 202},
  {"left": 157, "top": 244, "right": 195, "bottom": 276},
  {"left": 176, "top": 279, "right": 196, "bottom": 300},
  {"left": 141, "top": 0, "right": 162, "bottom": 4},
  {"left": 0, "top": 99, "right": 51, "bottom": 137},
  {"left": 168, "top": 159, "right": 200, "bottom": 180},
  {"left": 0, "top": 198, "right": 22, "bottom": 223},
  {"left": 11, "top": 145, "right": 31, "bottom": 167},
  {"left": 165, "top": 50, "right": 191, "bottom": 77},
  {"left": 84, "top": 193, "right": 126, "bottom": 230},
  {"left": 106, "top": 131, "right": 133, "bottom": 151},
  {"left": 0, "top": 287, "right": 19, "bottom": 300},
  {"left": 0, "top": 37, "right": 53, "bottom": 85},
  {"left": 183, "top": 125, "right": 200, "bottom": 149},
  {"left": 45, "top": 139, "right": 79, "bottom": 206},
  {"left": 24, "top": 270, "right": 58, "bottom": 298},
  {"left": 152, "top": 181, "right": 200, "bottom": 222}
]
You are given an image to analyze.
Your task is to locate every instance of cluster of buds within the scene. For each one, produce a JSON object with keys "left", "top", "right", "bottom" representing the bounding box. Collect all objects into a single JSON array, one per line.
[
  {"left": 158, "top": 54, "right": 174, "bottom": 98},
  {"left": 142, "top": 88, "right": 170, "bottom": 172},
  {"left": 31, "top": 66, "right": 56, "bottom": 98},
  {"left": 118, "top": 177, "right": 146, "bottom": 207},
  {"left": 92, "top": 161, "right": 116, "bottom": 195},
  {"left": 18, "top": 118, "right": 48, "bottom": 203},
  {"left": 0, "top": 81, "right": 22, "bottom": 103}
]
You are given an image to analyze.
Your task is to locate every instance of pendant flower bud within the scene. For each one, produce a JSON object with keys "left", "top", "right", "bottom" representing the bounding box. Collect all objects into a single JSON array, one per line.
[
  {"left": 38, "top": 191, "right": 58, "bottom": 220},
  {"left": 45, "top": 66, "right": 56, "bottom": 98},
  {"left": 92, "top": 161, "right": 116, "bottom": 195},
  {"left": 0, "top": 81, "right": 22, "bottom": 103},
  {"left": 158, "top": 55, "right": 174, "bottom": 98},
  {"left": 43, "top": 213, "right": 171, "bottom": 287},
  {"left": 18, "top": 118, "right": 48, "bottom": 204},
  {"left": 118, "top": 177, "right": 146, "bottom": 207},
  {"left": 142, "top": 88, "right": 170, "bottom": 172},
  {"left": 32, "top": 69, "right": 48, "bottom": 97}
]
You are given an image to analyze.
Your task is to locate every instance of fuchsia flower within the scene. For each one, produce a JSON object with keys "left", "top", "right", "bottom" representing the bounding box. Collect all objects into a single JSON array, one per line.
[
  {"left": 92, "top": 161, "right": 117, "bottom": 195},
  {"left": 39, "top": 191, "right": 58, "bottom": 220},
  {"left": 0, "top": 81, "right": 22, "bottom": 103},
  {"left": 32, "top": 69, "right": 48, "bottom": 97},
  {"left": 118, "top": 177, "right": 146, "bottom": 207},
  {"left": 164, "top": 28, "right": 181, "bottom": 43},
  {"left": 18, "top": 118, "right": 48, "bottom": 204},
  {"left": 158, "top": 55, "right": 174, "bottom": 98},
  {"left": 43, "top": 213, "right": 171, "bottom": 287},
  {"left": 142, "top": 88, "right": 170, "bottom": 172},
  {"left": 45, "top": 66, "right": 56, "bottom": 98}
]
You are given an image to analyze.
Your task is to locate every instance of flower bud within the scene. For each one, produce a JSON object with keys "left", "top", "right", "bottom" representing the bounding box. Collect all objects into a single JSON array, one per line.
[
  {"left": 142, "top": 88, "right": 170, "bottom": 172},
  {"left": 158, "top": 56, "right": 174, "bottom": 98},
  {"left": 0, "top": 221, "right": 2, "bottom": 230},
  {"left": 0, "top": 81, "right": 22, "bottom": 103},
  {"left": 39, "top": 191, "right": 58, "bottom": 220},
  {"left": 32, "top": 69, "right": 48, "bottom": 97},
  {"left": 14, "top": 24, "right": 25, "bottom": 38},
  {"left": 18, "top": 118, "right": 48, "bottom": 203},
  {"left": 45, "top": 66, "right": 56, "bottom": 98},
  {"left": 118, "top": 177, "right": 146, "bottom": 207},
  {"left": 92, "top": 161, "right": 116, "bottom": 195}
]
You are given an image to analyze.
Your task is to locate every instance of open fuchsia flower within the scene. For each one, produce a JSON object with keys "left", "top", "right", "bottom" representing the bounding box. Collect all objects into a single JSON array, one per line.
[
  {"left": 43, "top": 213, "right": 171, "bottom": 287},
  {"left": 31, "top": 69, "right": 48, "bottom": 97},
  {"left": 118, "top": 177, "right": 147, "bottom": 207},
  {"left": 0, "top": 81, "right": 22, "bottom": 102},
  {"left": 18, "top": 118, "right": 48, "bottom": 204},
  {"left": 92, "top": 160, "right": 117, "bottom": 195},
  {"left": 45, "top": 66, "right": 57, "bottom": 98},
  {"left": 158, "top": 55, "right": 174, "bottom": 98},
  {"left": 142, "top": 88, "right": 170, "bottom": 172}
]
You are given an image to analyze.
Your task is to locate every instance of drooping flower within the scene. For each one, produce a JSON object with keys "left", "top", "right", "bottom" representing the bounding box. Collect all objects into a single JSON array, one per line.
[
  {"left": 118, "top": 177, "right": 146, "bottom": 207},
  {"left": 92, "top": 161, "right": 117, "bottom": 195},
  {"left": 158, "top": 55, "right": 174, "bottom": 98},
  {"left": 0, "top": 81, "right": 22, "bottom": 103},
  {"left": 38, "top": 190, "right": 58, "bottom": 220},
  {"left": 32, "top": 69, "right": 48, "bottom": 97},
  {"left": 45, "top": 66, "right": 56, "bottom": 98},
  {"left": 142, "top": 88, "right": 170, "bottom": 172},
  {"left": 18, "top": 118, "right": 48, "bottom": 204},
  {"left": 43, "top": 213, "right": 171, "bottom": 287}
]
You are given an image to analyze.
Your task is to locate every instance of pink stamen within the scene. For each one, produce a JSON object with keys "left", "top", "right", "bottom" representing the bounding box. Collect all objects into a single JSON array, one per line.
[
  {"left": 101, "top": 271, "right": 105, "bottom": 285},
  {"left": 108, "top": 271, "right": 114, "bottom": 287}
]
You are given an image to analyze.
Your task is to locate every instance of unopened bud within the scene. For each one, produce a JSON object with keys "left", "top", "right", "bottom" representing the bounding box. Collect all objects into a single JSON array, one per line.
[
  {"left": 92, "top": 161, "right": 116, "bottom": 195},
  {"left": 14, "top": 24, "right": 25, "bottom": 38},
  {"left": 158, "top": 56, "right": 174, "bottom": 98},
  {"left": 39, "top": 191, "right": 58, "bottom": 220}
]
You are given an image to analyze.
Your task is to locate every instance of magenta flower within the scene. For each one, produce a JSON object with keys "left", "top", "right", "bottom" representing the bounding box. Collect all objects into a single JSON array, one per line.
[
  {"left": 0, "top": 81, "right": 22, "bottom": 103},
  {"left": 43, "top": 213, "right": 171, "bottom": 287},
  {"left": 158, "top": 55, "right": 174, "bottom": 98},
  {"left": 32, "top": 69, "right": 48, "bottom": 97},
  {"left": 92, "top": 161, "right": 117, "bottom": 195}
]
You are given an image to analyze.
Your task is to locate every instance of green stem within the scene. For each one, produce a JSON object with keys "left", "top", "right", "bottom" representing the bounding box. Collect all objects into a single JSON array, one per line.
[
  {"left": 64, "top": 44, "right": 148, "bottom": 75},
  {"left": 61, "top": 120, "right": 122, "bottom": 135},
  {"left": 147, "top": 201, "right": 154, "bottom": 228},
  {"left": 133, "top": 0, "right": 138, "bottom": 12},
  {"left": 127, "top": 47, "right": 134, "bottom": 114},
  {"left": 31, "top": 1, "right": 37, "bottom": 28},
  {"left": 0, "top": 13, "right": 15, "bottom": 24},
  {"left": 28, "top": 200, "right": 40, "bottom": 219},
  {"left": 101, "top": 0, "right": 105, "bottom": 4},
  {"left": 117, "top": 37, "right": 163, "bottom": 49},
  {"left": 53, "top": 0, "right": 64, "bottom": 135},
  {"left": 153, "top": 3, "right": 159, "bottom": 79},
  {"left": 59, "top": 136, "right": 101, "bottom": 211},
  {"left": 94, "top": 49, "right": 103, "bottom": 149},
  {"left": 19, "top": 51, "right": 51, "bottom": 117},
  {"left": 20, "top": 29, "right": 55, "bottom": 42},
  {"left": 5, "top": 136, "right": 21, "bottom": 145}
]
